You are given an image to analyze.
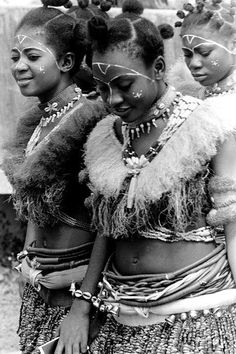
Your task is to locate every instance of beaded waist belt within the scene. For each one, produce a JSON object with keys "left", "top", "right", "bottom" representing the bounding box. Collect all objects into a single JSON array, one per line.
[
  {"left": 140, "top": 226, "right": 216, "bottom": 242},
  {"left": 16, "top": 241, "right": 93, "bottom": 292},
  {"left": 17, "top": 241, "right": 93, "bottom": 271},
  {"left": 98, "top": 244, "right": 235, "bottom": 314}
]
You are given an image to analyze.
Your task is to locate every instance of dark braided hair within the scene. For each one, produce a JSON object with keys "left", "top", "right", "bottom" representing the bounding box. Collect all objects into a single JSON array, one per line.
[
  {"left": 15, "top": 0, "right": 88, "bottom": 76},
  {"left": 88, "top": 0, "right": 174, "bottom": 67},
  {"left": 176, "top": 0, "right": 236, "bottom": 39},
  {"left": 67, "top": 0, "right": 113, "bottom": 20}
]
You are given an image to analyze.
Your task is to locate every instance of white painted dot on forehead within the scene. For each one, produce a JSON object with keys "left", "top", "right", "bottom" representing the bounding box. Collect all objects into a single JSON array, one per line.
[{"left": 183, "top": 34, "right": 236, "bottom": 55}]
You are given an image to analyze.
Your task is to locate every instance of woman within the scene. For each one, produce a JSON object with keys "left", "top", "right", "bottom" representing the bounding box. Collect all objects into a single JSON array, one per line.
[
  {"left": 57, "top": 0, "right": 236, "bottom": 353},
  {"left": 177, "top": 0, "right": 236, "bottom": 99},
  {"left": 3, "top": 0, "right": 104, "bottom": 352}
]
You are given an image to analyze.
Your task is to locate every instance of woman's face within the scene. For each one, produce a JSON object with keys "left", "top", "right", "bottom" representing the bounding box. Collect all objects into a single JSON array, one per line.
[
  {"left": 11, "top": 27, "right": 63, "bottom": 102},
  {"left": 182, "top": 26, "right": 235, "bottom": 86},
  {"left": 92, "top": 49, "right": 161, "bottom": 125}
]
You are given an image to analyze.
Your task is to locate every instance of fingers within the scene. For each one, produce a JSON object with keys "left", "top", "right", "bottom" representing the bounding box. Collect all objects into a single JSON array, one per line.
[{"left": 80, "top": 330, "right": 89, "bottom": 354}]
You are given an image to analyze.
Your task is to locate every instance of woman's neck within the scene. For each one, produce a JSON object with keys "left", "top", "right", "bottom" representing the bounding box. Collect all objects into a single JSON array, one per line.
[
  {"left": 203, "top": 69, "right": 236, "bottom": 98},
  {"left": 38, "top": 77, "right": 73, "bottom": 103}
]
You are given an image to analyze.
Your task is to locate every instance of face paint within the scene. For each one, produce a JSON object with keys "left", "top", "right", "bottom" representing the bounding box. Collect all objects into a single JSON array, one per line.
[
  {"left": 13, "top": 34, "right": 61, "bottom": 70},
  {"left": 39, "top": 65, "right": 46, "bottom": 74},
  {"left": 132, "top": 90, "right": 143, "bottom": 99},
  {"left": 182, "top": 29, "right": 235, "bottom": 86},
  {"left": 210, "top": 59, "right": 219, "bottom": 67},
  {"left": 93, "top": 50, "right": 161, "bottom": 126},
  {"left": 182, "top": 34, "right": 236, "bottom": 55},
  {"left": 92, "top": 62, "right": 155, "bottom": 105},
  {"left": 11, "top": 28, "right": 64, "bottom": 102}
]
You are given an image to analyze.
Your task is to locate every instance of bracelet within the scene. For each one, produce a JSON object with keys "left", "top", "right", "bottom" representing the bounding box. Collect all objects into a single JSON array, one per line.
[
  {"left": 69, "top": 281, "right": 120, "bottom": 315},
  {"left": 69, "top": 281, "right": 105, "bottom": 311}
]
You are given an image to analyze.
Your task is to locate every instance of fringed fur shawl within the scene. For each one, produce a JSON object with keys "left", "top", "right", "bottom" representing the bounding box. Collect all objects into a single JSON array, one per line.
[
  {"left": 4, "top": 85, "right": 104, "bottom": 227},
  {"left": 84, "top": 93, "right": 236, "bottom": 238}
]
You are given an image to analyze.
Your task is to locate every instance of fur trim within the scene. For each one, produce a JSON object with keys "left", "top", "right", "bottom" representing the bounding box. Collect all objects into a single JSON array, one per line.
[
  {"left": 85, "top": 94, "right": 236, "bottom": 237},
  {"left": 86, "top": 95, "right": 236, "bottom": 202},
  {"left": 207, "top": 204, "right": 236, "bottom": 226},
  {"left": 4, "top": 92, "right": 104, "bottom": 227},
  {"left": 208, "top": 175, "right": 236, "bottom": 194}
]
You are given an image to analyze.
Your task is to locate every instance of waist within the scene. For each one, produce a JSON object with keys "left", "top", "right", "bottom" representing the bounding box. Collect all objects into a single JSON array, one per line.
[
  {"left": 115, "top": 238, "right": 217, "bottom": 275},
  {"left": 98, "top": 244, "right": 235, "bottom": 313}
]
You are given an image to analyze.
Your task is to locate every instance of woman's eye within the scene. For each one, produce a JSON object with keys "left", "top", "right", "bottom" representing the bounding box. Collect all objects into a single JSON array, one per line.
[
  {"left": 11, "top": 56, "right": 19, "bottom": 62},
  {"left": 182, "top": 50, "right": 192, "bottom": 58},
  {"left": 97, "top": 85, "right": 108, "bottom": 94},
  {"left": 119, "top": 83, "right": 132, "bottom": 91},
  {"left": 200, "top": 51, "right": 211, "bottom": 57},
  {"left": 28, "top": 54, "right": 40, "bottom": 61}
]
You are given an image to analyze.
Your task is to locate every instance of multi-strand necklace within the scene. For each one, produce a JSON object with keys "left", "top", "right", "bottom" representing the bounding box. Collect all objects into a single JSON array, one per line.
[
  {"left": 25, "top": 87, "right": 82, "bottom": 156},
  {"left": 121, "top": 90, "right": 200, "bottom": 209}
]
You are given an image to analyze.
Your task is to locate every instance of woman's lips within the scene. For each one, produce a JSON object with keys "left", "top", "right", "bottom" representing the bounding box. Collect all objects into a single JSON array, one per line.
[
  {"left": 192, "top": 74, "right": 207, "bottom": 82},
  {"left": 17, "top": 78, "right": 33, "bottom": 87},
  {"left": 113, "top": 107, "right": 131, "bottom": 116}
]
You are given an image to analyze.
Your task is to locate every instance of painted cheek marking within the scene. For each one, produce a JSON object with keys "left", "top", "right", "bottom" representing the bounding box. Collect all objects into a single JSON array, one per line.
[
  {"left": 132, "top": 90, "right": 143, "bottom": 99},
  {"left": 39, "top": 65, "right": 46, "bottom": 74},
  {"left": 211, "top": 59, "right": 220, "bottom": 67}
]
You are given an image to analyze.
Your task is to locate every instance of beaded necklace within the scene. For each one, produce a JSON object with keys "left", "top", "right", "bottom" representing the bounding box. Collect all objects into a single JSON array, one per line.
[
  {"left": 122, "top": 85, "right": 178, "bottom": 141},
  {"left": 121, "top": 92, "right": 199, "bottom": 209},
  {"left": 25, "top": 87, "right": 82, "bottom": 156}
]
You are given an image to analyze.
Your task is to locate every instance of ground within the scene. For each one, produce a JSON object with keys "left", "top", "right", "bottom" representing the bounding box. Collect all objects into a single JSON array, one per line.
[{"left": 0, "top": 266, "right": 21, "bottom": 354}]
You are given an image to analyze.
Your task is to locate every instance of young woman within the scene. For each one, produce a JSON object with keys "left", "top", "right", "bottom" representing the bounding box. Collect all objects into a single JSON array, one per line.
[
  {"left": 177, "top": 0, "right": 236, "bottom": 99},
  {"left": 57, "top": 0, "right": 236, "bottom": 353},
  {"left": 3, "top": 0, "right": 104, "bottom": 352}
]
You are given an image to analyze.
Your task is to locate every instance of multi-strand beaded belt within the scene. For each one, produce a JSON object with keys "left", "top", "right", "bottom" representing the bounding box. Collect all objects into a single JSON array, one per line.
[
  {"left": 98, "top": 244, "right": 234, "bottom": 313},
  {"left": 17, "top": 241, "right": 93, "bottom": 272},
  {"left": 140, "top": 226, "right": 216, "bottom": 242}
]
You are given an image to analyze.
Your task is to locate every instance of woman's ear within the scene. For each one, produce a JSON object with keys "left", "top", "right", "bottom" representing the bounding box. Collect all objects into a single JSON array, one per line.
[
  {"left": 59, "top": 52, "right": 75, "bottom": 72},
  {"left": 154, "top": 56, "right": 165, "bottom": 80}
]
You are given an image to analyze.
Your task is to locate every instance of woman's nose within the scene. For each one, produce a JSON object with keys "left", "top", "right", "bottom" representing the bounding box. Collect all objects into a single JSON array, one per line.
[
  {"left": 108, "top": 88, "right": 123, "bottom": 107},
  {"left": 13, "top": 58, "right": 29, "bottom": 72},
  {"left": 188, "top": 54, "right": 202, "bottom": 70}
]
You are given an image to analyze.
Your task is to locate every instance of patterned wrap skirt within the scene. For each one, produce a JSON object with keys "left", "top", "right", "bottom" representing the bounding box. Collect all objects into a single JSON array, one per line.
[
  {"left": 90, "top": 244, "right": 236, "bottom": 354},
  {"left": 18, "top": 283, "right": 69, "bottom": 354}
]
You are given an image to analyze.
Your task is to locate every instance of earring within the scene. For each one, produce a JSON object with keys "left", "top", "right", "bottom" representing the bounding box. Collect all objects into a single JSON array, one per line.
[{"left": 155, "top": 69, "right": 162, "bottom": 80}]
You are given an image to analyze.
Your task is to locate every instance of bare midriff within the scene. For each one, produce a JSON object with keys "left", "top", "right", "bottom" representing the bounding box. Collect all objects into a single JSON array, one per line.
[
  {"left": 26, "top": 203, "right": 94, "bottom": 250},
  {"left": 114, "top": 237, "right": 216, "bottom": 275}
]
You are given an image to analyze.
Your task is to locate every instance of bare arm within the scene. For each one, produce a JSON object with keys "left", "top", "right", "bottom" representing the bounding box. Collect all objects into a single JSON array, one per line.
[
  {"left": 212, "top": 135, "right": 236, "bottom": 281},
  {"left": 55, "top": 234, "right": 112, "bottom": 354},
  {"left": 23, "top": 221, "right": 35, "bottom": 248}
]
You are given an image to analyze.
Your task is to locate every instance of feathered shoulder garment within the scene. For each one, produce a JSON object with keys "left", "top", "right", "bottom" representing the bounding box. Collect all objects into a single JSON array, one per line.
[
  {"left": 4, "top": 84, "right": 105, "bottom": 227},
  {"left": 84, "top": 93, "right": 236, "bottom": 238}
]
